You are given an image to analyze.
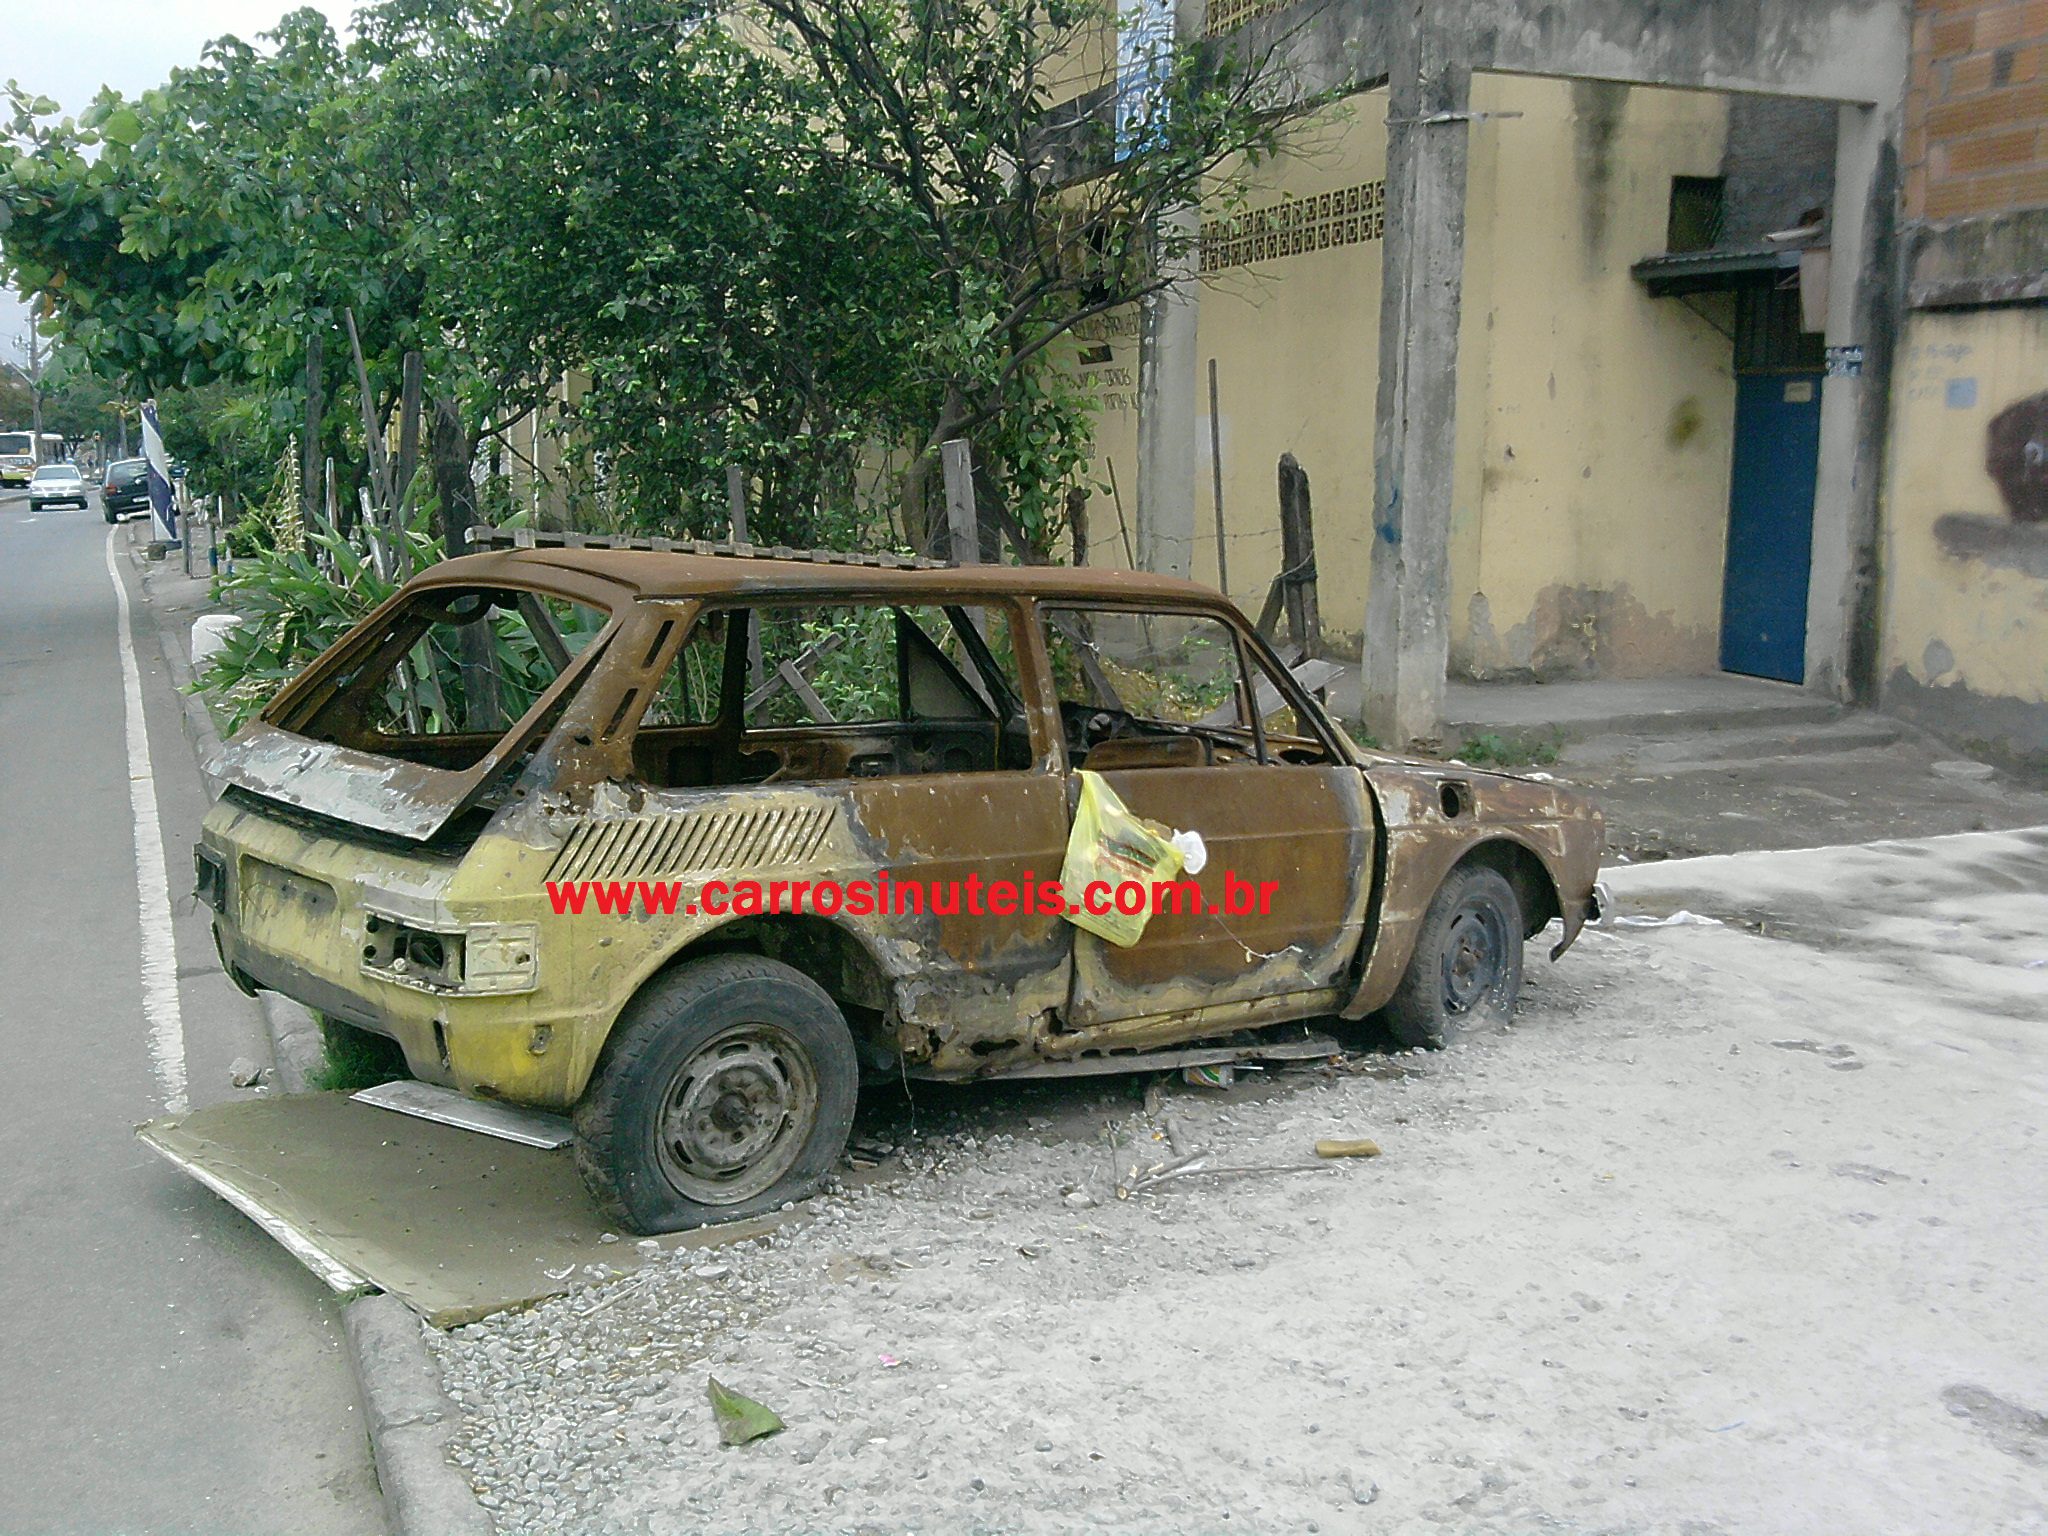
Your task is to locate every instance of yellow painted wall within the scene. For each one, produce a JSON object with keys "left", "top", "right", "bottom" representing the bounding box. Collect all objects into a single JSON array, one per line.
[
  {"left": 1451, "top": 73, "right": 1738, "bottom": 680},
  {"left": 1881, "top": 308, "right": 2048, "bottom": 762},
  {"left": 1190, "top": 94, "right": 1389, "bottom": 642},
  {"left": 1064, "top": 75, "right": 1745, "bottom": 680}
]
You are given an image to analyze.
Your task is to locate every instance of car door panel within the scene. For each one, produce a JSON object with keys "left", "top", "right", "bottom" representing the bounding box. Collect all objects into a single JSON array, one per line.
[{"left": 1065, "top": 762, "right": 1371, "bottom": 1028}]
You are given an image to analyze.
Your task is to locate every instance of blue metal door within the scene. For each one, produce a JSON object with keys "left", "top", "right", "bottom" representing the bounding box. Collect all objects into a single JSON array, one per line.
[{"left": 1720, "top": 372, "right": 1822, "bottom": 683}]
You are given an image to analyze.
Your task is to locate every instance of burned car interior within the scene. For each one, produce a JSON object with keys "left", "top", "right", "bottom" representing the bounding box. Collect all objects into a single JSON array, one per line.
[
  {"left": 629, "top": 602, "right": 1035, "bottom": 788},
  {"left": 275, "top": 584, "right": 611, "bottom": 775},
  {"left": 625, "top": 597, "right": 1340, "bottom": 790}
]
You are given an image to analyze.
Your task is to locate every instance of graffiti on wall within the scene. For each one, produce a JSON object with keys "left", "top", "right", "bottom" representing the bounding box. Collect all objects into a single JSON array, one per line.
[{"left": 1935, "top": 388, "right": 2048, "bottom": 580}]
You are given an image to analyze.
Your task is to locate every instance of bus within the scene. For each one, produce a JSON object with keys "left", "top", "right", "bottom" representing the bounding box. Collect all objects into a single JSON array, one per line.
[{"left": 0, "top": 431, "right": 68, "bottom": 487}]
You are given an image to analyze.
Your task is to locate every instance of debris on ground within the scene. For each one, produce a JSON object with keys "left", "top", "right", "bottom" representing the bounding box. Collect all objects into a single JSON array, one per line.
[
  {"left": 707, "top": 1378, "right": 784, "bottom": 1447},
  {"left": 427, "top": 838, "right": 2048, "bottom": 1534},
  {"left": 1312, "top": 1137, "right": 1382, "bottom": 1159},
  {"left": 227, "top": 1057, "right": 266, "bottom": 1088}
]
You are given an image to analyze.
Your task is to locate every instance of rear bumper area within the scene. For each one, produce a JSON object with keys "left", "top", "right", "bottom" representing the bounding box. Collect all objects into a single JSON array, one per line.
[
  {"left": 217, "top": 921, "right": 589, "bottom": 1109},
  {"left": 200, "top": 798, "right": 607, "bottom": 1111}
]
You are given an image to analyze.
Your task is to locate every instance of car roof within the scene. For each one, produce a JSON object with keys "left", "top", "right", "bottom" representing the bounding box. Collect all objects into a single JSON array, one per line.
[{"left": 419, "top": 544, "right": 1226, "bottom": 607}]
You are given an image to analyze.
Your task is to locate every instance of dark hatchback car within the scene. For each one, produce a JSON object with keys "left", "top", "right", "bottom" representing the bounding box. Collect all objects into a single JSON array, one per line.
[{"left": 103, "top": 458, "right": 151, "bottom": 521}]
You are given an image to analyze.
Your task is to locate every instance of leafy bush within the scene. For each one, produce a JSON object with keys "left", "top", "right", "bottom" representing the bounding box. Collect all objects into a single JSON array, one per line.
[{"left": 194, "top": 517, "right": 439, "bottom": 732}]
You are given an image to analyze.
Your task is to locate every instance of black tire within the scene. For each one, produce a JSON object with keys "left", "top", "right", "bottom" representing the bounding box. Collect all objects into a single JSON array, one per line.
[
  {"left": 104, "top": 507, "right": 118, "bottom": 523},
  {"left": 573, "top": 954, "right": 858, "bottom": 1234},
  {"left": 1382, "top": 864, "right": 1525, "bottom": 1050}
]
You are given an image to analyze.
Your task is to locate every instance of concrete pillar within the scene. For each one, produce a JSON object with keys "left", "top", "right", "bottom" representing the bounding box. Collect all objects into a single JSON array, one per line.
[
  {"left": 1133, "top": 0, "right": 1208, "bottom": 579},
  {"left": 1361, "top": 5, "right": 1470, "bottom": 748},
  {"left": 1804, "top": 102, "right": 1898, "bottom": 702},
  {"left": 1135, "top": 215, "right": 1201, "bottom": 579}
]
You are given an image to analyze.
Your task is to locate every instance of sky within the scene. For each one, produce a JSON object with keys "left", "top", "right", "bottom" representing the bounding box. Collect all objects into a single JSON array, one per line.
[{"left": 3, "top": 1, "right": 351, "bottom": 367}]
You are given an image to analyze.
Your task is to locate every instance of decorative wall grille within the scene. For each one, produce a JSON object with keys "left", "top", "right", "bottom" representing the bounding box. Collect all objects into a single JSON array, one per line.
[
  {"left": 1198, "top": 180, "right": 1387, "bottom": 273},
  {"left": 1204, "top": 0, "right": 1294, "bottom": 36}
]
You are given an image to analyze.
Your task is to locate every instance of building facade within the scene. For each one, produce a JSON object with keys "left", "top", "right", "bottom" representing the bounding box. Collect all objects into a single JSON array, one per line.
[{"left": 1061, "top": 0, "right": 2046, "bottom": 768}]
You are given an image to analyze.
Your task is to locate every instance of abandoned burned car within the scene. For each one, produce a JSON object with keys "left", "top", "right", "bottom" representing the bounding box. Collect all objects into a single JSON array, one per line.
[{"left": 198, "top": 536, "right": 1604, "bottom": 1234}]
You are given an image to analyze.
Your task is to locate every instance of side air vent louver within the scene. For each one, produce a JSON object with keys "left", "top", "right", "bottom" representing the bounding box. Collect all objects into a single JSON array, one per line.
[{"left": 546, "top": 805, "right": 838, "bottom": 886}]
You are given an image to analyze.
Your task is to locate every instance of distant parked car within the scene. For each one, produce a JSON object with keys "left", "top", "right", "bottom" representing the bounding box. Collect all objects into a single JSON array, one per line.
[
  {"left": 102, "top": 458, "right": 152, "bottom": 521},
  {"left": 27, "top": 463, "right": 89, "bottom": 511}
]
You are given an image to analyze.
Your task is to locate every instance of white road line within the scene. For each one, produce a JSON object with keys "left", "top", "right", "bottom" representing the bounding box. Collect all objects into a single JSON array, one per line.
[{"left": 105, "top": 525, "right": 189, "bottom": 1115}]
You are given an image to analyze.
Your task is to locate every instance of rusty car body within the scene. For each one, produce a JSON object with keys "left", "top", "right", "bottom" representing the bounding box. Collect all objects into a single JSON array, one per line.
[{"left": 198, "top": 535, "right": 1603, "bottom": 1232}]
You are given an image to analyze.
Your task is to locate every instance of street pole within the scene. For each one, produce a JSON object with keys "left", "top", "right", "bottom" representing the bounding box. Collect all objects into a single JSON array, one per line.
[{"left": 28, "top": 303, "right": 44, "bottom": 452}]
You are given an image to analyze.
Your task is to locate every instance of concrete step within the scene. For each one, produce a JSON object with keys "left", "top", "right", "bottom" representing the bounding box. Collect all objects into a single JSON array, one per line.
[
  {"left": 1566, "top": 712, "right": 1906, "bottom": 770},
  {"left": 1440, "top": 677, "right": 1845, "bottom": 748}
]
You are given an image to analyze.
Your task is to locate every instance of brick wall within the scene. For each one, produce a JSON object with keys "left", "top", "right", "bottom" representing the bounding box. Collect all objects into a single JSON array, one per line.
[{"left": 1905, "top": 0, "right": 2048, "bottom": 220}]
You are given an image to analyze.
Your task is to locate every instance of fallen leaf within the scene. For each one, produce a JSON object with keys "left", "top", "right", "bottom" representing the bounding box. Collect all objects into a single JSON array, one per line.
[{"left": 707, "top": 1376, "right": 784, "bottom": 1446}]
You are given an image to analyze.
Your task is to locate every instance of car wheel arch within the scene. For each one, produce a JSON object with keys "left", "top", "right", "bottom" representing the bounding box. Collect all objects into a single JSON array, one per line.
[
  {"left": 1343, "top": 832, "right": 1566, "bottom": 1020},
  {"left": 1451, "top": 837, "right": 1563, "bottom": 940},
  {"left": 577, "top": 913, "right": 898, "bottom": 1101}
]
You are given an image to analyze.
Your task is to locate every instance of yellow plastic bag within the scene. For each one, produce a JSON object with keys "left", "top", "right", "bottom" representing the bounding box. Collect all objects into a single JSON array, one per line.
[{"left": 1060, "top": 770, "right": 1185, "bottom": 948}]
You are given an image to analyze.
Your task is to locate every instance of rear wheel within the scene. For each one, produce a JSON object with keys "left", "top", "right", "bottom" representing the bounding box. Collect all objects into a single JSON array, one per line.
[
  {"left": 574, "top": 954, "right": 858, "bottom": 1234},
  {"left": 1382, "top": 865, "right": 1524, "bottom": 1050}
]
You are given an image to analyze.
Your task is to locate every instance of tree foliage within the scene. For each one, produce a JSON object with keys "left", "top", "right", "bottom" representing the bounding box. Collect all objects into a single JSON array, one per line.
[{"left": 3, "top": 0, "right": 1309, "bottom": 552}]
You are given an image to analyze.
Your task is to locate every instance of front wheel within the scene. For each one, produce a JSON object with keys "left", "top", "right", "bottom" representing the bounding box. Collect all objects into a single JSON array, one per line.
[
  {"left": 1382, "top": 864, "right": 1525, "bottom": 1050},
  {"left": 574, "top": 954, "right": 858, "bottom": 1234}
]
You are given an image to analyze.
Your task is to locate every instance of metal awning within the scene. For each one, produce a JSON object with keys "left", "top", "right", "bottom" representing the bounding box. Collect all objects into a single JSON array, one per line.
[{"left": 1631, "top": 247, "right": 1802, "bottom": 298}]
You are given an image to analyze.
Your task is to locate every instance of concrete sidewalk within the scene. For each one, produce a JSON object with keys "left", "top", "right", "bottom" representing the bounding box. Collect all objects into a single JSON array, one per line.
[{"left": 1321, "top": 667, "right": 1842, "bottom": 746}]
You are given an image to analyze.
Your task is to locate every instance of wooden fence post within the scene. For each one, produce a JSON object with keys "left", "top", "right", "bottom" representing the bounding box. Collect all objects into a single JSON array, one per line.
[
  {"left": 1277, "top": 452, "right": 1320, "bottom": 657},
  {"left": 302, "top": 332, "right": 324, "bottom": 527},
  {"left": 395, "top": 351, "right": 423, "bottom": 518},
  {"left": 1208, "top": 358, "right": 1229, "bottom": 595},
  {"left": 1066, "top": 485, "right": 1090, "bottom": 566},
  {"left": 941, "top": 439, "right": 979, "bottom": 566},
  {"left": 726, "top": 465, "right": 767, "bottom": 691}
]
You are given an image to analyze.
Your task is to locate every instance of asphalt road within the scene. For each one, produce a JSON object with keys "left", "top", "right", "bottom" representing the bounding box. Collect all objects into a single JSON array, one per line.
[{"left": 0, "top": 488, "right": 380, "bottom": 1533}]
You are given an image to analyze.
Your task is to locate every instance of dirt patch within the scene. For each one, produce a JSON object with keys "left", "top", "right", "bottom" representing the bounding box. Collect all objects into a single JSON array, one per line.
[{"left": 431, "top": 911, "right": 2048, "bottom": 1534}]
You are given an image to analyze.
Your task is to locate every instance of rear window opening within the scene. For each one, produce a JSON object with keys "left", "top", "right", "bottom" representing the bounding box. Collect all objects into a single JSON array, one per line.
[{"left": 274, "top": 586, "right": 609, "bottom": 773}]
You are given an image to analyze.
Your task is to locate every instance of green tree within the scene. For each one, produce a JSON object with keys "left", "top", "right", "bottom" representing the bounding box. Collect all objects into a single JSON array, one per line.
[
  {"left": 0, "top": 10, "right": 522, "bottom": 536},
  {"left": 746, "top": 0, "right": 1309, "bottom": 551}
]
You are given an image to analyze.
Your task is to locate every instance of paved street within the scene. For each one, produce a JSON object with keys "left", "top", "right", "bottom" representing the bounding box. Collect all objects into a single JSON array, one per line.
[{"left": 0, "top": 489, "right": 379, "bottom": 1533}]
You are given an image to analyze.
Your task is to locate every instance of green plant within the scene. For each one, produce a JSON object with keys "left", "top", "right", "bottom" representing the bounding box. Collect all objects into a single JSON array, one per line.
[
  {"left": 307, "top": 1017, "right": 410, "bottom": 1093},
  {"left": 1454, "top": 733, "right": 1560, "bottom": 769},
  {"left": 193, "top": 514, "right": 437, "bottom": 731}
]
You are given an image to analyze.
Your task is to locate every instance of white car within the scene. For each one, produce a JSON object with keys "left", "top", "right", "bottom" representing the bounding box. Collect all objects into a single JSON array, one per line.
[{"left": 27, "top": 463, "right": 90, "bottom": 511}]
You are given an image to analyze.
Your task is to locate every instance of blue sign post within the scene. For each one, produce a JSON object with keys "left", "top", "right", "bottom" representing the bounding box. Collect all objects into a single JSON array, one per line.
[{"left": 142, "top": 399, "right": 178, "bottom": 548}]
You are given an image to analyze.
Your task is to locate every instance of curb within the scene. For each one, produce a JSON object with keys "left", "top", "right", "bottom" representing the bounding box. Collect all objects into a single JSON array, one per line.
[
  {"left": 129, "top": 540, "right": 497, "bottom": 1536},
  {"left": 345, "top": 1297, "right": 495, "bottom": 1536},
  {"left": 262, "top": 993, "right": 328, "bottom": 1095}
]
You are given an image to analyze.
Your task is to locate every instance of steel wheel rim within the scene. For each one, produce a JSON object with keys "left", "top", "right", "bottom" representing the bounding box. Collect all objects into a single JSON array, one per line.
[
  {"left": 1440, "top": 902, "right": 1511, "bottom": 1016},
  {"left": 655, "top": 1022, "right": 819, "bottom": 1205}
]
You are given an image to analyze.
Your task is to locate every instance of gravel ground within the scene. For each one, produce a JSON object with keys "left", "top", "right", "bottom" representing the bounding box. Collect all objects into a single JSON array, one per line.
[{"left": 431, "top": 852, "right": 2048, "bottom": 1535}]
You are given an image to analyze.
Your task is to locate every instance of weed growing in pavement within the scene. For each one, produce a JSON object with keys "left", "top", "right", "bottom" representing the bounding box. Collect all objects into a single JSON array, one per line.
[
  {"left": 1455, "top": 732, "right": 1561, "bottom": 768},
  {"left": 307, "top": 1016, "right": 411, "bottom": 1093}
]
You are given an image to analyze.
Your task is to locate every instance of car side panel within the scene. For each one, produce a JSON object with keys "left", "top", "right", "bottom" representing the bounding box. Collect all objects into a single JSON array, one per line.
[{"left": 1343, "top": 762, "right": 1603, "bottom": 1020}]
